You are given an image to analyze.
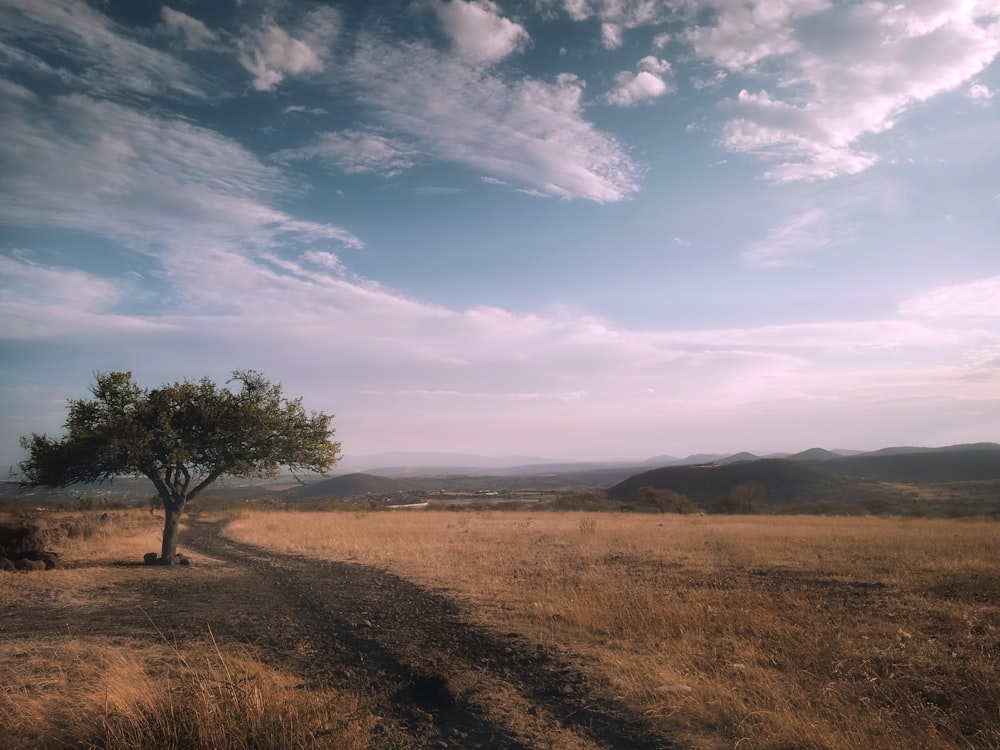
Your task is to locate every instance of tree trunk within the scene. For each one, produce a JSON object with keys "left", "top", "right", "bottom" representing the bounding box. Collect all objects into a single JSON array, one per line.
[{"left": 160, "top": 501, "right": 184, "bottom": 562}]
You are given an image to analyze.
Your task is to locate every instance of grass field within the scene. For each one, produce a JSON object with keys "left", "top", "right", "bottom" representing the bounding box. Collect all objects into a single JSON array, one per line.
[
  {"left": 224, "top": 510, "right": 1000, "bottom": 750},
  {"left": 2, "top": 506, "right": 998, "bottom": 749},
  {"left": 0, "top": 510, "right": 373, "bottom": 750}
]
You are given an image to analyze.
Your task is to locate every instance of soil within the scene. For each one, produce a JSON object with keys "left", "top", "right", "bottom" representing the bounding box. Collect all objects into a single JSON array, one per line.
[{"left": 2, "top": 519, "right": 677, "bottom": 749}]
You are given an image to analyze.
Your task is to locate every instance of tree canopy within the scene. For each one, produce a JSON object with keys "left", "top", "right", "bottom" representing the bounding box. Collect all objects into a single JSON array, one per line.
[{"left": 20, "top": 370, "right": 339, "bottom": 562}]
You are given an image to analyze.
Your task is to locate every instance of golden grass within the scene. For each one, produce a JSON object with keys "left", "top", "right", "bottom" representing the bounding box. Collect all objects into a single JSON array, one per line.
[
  {"left": 0, "top": 637, "right": 372, "bottom": 750},
  {"left": 224, "top": 510, "right": 1000, "bottom": 750},
  {"left": 0, "top": 508, "right": 374, "bottom": 750}
]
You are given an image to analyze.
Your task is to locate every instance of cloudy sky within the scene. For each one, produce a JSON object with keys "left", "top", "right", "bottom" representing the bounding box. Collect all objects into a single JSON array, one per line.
[{"left": 1, "top": 0, "right": 999, "bottom": 469}]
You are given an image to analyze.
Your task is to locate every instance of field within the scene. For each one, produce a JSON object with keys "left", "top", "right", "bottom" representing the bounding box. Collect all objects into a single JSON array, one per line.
[{"left": 2, "top": 505, "right": 998, "bottom": 749}]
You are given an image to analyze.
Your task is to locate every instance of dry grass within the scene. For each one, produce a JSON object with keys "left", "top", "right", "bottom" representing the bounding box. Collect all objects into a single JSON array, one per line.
[
  {"left": 0, "top": 509, "right": 374, "bottom": 750},
  {"left": 0, "top": 636, "right": 372, "bottom": 750},
  {"left": 224, "top": 510, "right": 1000, "bottom": 750}
]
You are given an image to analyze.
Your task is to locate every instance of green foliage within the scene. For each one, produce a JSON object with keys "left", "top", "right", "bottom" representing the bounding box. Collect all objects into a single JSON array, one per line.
[
  {"left": 20, "top": 370, "right": 339, "bottom": 557},
  {"left": 709, "top": 482, "right": 765, "bottom": 514},
  {"left": 634, "top": 485, "right": 697, "bottom": 513}
]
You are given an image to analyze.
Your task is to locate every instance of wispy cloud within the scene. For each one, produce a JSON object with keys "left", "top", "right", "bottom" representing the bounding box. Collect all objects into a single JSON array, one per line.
[
  {"left": 0, "top": 0, "right": 206, "bottom": 98},
  {"left": 0, "top": 88, "right": 362, "bottom": 258},
  {"left": 349, "top": 38, "right": 639, "bottom": 202},
  {"left": 160, "top": 6, "right": 218, "bottom": 50},
  {"left": 275, "top": 130, "right": 420, "bottom": 176},
  {"left": 900, "top": 276, "right": 1000, "bottom": 318},
  {"left": 741, "top": 208, "right": 846, "bottom": 268}
]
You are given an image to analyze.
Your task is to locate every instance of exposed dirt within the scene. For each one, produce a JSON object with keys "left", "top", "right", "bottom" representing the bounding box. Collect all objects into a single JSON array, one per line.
[{"left": 2, "top": 519, "right": 678, "bottom": 749}]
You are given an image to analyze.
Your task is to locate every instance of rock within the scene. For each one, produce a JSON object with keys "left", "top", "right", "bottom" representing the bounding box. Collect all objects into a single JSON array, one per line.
[{"left": 144, "top": 552, "right": 159, "bottom": 565}]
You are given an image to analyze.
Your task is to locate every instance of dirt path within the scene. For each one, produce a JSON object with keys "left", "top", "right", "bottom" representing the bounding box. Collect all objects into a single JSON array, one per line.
[
  {"left": 180, "top": 520, "right": 677, "bottom": 749},
  {"left": 2, "top": 520, "right": 677, "bottom": 748}
]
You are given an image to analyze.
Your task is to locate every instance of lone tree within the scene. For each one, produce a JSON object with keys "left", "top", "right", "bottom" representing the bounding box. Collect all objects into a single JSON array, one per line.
[{"left": 19, "top": 370, "right": 339, "bottom": 563}]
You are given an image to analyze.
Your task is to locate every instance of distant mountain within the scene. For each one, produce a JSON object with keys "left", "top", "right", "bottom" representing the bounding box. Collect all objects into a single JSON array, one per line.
[
  {"left": 787, "top": 447, "right": 842, "bottom": 462},
  {"left": 855, "top": 443, "right": 1000, "bottom": 458},
  {"left": 606, "top": 458, "right": 905, "bottom": 509},
  {"left": 812, "top": 446, "right": 1000, "bottom": 482},
  {"left": 642, "top": 454, "right": 681, "bottom": 465},
  {"left": 718, "top": 452, "right": 760, "bottom": 464},
  {"left": 675, "top": 453, "right": 726, "bottom": 465}
]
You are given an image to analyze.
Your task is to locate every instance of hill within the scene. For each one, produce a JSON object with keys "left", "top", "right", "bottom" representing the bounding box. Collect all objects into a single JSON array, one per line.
[
  {"left": 787, "top": 447, "right": 842, "bottom": 462},
  {"left": 813, "top": 446, "right": 1000, "bottom": 482},
  {"left": 606, "top": 458, "right": 905, "bottom": 511}
]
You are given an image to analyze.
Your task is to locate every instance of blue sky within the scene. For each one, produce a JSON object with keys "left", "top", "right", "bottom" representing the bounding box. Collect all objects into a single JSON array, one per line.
[{"left": 1, "top": 0, "right": 999, "bottom": 469}]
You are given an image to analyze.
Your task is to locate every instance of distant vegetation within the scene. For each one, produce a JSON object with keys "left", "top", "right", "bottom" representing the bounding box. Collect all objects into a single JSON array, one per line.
[{"left": 6, "top": 443, "right": 999, "bottom": 518}]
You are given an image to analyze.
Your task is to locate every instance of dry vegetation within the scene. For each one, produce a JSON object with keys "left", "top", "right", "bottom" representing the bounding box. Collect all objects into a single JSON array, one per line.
[
  {"left": 0, "top": 509, "right": 373, "bottom": 750},
  {"left": 223, "top": 510, "right": 1000, "bottom": 750}
]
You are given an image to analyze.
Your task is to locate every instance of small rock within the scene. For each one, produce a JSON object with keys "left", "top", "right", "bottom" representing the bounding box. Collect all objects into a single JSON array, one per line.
[
  {"left": 561, "top": 683, "right": 574, "bottom": 695},
  {"left": 143, "top": 552, "right": 158, "bottom": 565}
]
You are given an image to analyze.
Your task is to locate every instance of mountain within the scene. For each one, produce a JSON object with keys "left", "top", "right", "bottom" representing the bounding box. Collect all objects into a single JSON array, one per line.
[
  {"left": 787, "top": 447, "right": 842, "bottom": 462},
  {"left": 606, "top": 458, "right": 905, "bottom": 509},
  {"left": 812, "top": 446, "right": 1000, "bottom": 482},
  {"left": 854, "top": 442, "right": 1000, "bottom": 458},
  {"left": 718, "top": 452, "right": 760, "bottom": 464}
]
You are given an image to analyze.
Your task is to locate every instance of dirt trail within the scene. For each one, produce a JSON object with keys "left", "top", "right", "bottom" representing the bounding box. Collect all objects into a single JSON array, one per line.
[
  {"left": 2, "top": 519, "right": 677, "bottom": 748},
  {"left": 180, "top": 519, "right": 676, "bottom": 749}
]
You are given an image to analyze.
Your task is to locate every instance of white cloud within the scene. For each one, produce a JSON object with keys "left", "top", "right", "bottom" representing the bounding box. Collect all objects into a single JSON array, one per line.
[
  {"left": 0, "top": 254, "right": 164, "bottom": 338},
  {"left": 601, "top": 22, "right": 623, "bottom": 49},
  {"left": 301, "top": 250, "right": 345, "bottom": 275},
  {"left": 161, "top": 6, "right": 217, "bottom": 49},
  {"left": 900, "top": 277, "right": 1000, "bottom": 318},
  {"left": 0, "top": 89, "right": 362, "bottom": 256},
  {"left": 349, "top": 39, "right": 639, "bottom": 202},
  {"left": 968, "top": 83, "right": 995, "bottom": 100},
  {"left": 283, "top": 105, "right": 329, "bottom": 115},
  {"left": 275, "top": 131, "right": 420, "bottom": 177},
  {"left": 741, "top": 208, "right": 845, "bottom": 268},
  {"left": 238, "top": 22, "right": 324, "bottom": 91},
  {"left": 684, "top": 0, "right": 825, "bottom": 71},
  {"left": 607, "top": 56, "right": 673, "bottom": 106},
  {"left": 0, "top": 0, "right": 205, "bottom": 98},
  {"left": 544, "top": 0, "right": 673, "bottom": 42},
  {"left": 698, "top": 1, "right": 1000, "bottom": 180},
  {"left": 435, "top": 0, "right": 529, "bottom": 63}
]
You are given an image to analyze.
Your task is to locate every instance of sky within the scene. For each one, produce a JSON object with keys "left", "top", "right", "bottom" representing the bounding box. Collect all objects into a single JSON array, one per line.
[{"left": 1, "top": 0, "right": 999, "bottom": 470}]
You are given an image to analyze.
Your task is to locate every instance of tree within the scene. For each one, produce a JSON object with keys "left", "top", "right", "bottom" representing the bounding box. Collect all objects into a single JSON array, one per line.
[
  {"left": 635, "top": 485, "right": 696, "bottom": 514},
  {"left": 19, "top": 370, "right": 339, "bottom": 563},
  {"left": 709, "top": 482, "right": 765, "bottom": 514}
]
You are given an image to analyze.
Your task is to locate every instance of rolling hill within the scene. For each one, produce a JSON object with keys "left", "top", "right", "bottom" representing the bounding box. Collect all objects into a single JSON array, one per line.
[
  {"left": 606, "top": 458, "right": 907, "bottom": 510},
  {"left": 810, "top": 446, "right": 1000, "bottom": 482}
]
